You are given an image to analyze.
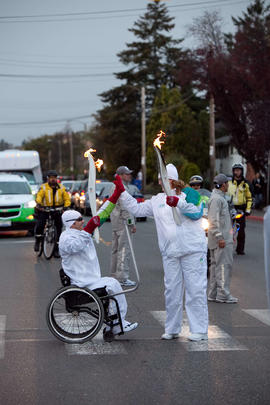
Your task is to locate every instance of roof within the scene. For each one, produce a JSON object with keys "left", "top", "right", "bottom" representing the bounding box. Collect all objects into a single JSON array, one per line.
[{"left": 0, "top": 173, "right": 28, "bottom": 182}]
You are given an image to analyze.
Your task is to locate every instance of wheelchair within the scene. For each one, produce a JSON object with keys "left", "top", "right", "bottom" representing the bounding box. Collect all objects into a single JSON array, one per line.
[
  {"left": 46, "top": 223, "right": 140, "bottom": 344},
  {"left": 47, "top": 269, "right": 125, "bottom": 344}
]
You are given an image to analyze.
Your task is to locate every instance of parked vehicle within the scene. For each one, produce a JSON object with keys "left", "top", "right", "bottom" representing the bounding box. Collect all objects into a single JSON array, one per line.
[
  {"left": 68, "top": 180, "right": 85, "bottom": 208},
  {"left": 0, "top": 149, "right": 42, "bottom": 195},
  {"left": 80, "top": 181, "right": 112, "bottom": 216},
  {"left": 61, "top": 180, "right": 75, "bottom": 192},
  {"left": 0, "top": 173, "right": 36, "bottom": 234}
]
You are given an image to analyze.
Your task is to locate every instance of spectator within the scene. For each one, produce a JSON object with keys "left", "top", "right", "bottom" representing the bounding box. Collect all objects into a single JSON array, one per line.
[
  {"left": 208, "top": 174, "right": 238, "bottom": 304},
  {"left": 110, "top": 166, "right": 136, "bottom": 287},
  {"left": 252, "top": 172, "right": 265, "bottom": 209}
]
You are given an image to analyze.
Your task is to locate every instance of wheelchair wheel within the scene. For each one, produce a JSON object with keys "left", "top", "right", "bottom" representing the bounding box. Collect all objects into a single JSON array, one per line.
[
  {"left": 43, "top": 225, "right": 57, "bottom": 260},
  {"left": 46, "top": 286, "right": 104, "bottom": 343}
]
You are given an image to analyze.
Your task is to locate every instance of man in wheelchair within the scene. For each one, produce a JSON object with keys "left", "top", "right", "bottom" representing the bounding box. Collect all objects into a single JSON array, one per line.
[{"left": 59, "top": 175, "right": 138, "bottom": 340}]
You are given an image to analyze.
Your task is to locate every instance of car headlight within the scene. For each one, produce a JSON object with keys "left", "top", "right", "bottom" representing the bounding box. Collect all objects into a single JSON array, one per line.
[{"left": 24, "top": 200, "right": 36, "bottom": 208}]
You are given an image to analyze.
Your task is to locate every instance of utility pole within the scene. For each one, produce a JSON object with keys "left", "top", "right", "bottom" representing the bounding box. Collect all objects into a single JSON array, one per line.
[
  {"left": 141, "top": 86, "right": 146, "bottom": 192},
  {"left": 65, "top": 121, "right": 74, "bottom": 179},
  {"left": 209, "top": 94, "right": 216, "bottom": 186},
  {"left": 58, "top": 137, "right": 62, "bottom": 175},
  {"left": 267, "top": 150, "right": 270, "bottom": 206}
]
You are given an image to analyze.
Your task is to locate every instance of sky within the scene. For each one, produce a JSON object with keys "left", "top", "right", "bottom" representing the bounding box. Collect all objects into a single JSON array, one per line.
[{"left": 0, "top": 0, "right": 253, "bottom": 147}]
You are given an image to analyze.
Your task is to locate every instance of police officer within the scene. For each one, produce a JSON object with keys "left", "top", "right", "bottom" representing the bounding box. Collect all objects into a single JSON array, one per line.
[
  {"left": 227, "top": 164, "right": 252, "bottom": 255},
  {"left": 34, "top": 170, "right": 71, "bottom": 257}
]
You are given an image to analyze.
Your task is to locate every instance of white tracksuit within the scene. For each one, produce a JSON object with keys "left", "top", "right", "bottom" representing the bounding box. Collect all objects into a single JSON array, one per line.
[
  {"left": 120, "top": 190, "right": 208, "bottom": 334},
  {"left": 59, "top": 228, "right": 128, "bottom": 333}
]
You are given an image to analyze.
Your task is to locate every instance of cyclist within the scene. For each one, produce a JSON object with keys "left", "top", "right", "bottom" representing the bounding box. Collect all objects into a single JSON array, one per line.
[
  {"left": 34, "top": 170, "right": 71, "bottom": 257},
  {"left": 227, "top": 163, "right": 252, "bottom": 255}
]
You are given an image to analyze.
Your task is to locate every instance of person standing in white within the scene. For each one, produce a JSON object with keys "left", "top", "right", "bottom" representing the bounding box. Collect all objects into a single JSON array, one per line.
[{"left": 119, "top": 164, "right": 208, "bottom": 341}]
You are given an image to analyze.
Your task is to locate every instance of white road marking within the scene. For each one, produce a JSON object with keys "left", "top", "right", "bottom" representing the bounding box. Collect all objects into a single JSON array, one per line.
[
  {"left": 243, "top": 309, "right": 270, "bottom": 327},
  {"left": 0, "top": 240, "right": 33, "bottom": 244},
  {"left": 151, "top": 311, "right": 248, "bottom": 351},
  {"left": 0, "top": 316, "right": 6, "bottom": 359},
  {"left": 65, "top": 329, "right": 127, "bottom": 355}
]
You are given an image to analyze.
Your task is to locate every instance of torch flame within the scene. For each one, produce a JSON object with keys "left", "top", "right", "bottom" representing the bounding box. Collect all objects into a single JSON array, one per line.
[
  {"left": 84, "top": 148, "right": 96, "bottom": 158},
  {"left": 153, "top": 130, "right": 166, "bottom": 150},
  {"left": 95, "top": 159, "right": 104, "bottom": 172}
]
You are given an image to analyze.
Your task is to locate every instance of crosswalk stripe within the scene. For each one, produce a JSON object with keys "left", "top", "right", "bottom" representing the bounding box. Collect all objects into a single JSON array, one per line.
[
  {"left": 0, "top": 316, "right": 6, "bottom": 359},
  {"left": 151, "top": 311, "right": 248, "bottom": 351},
  {"left": 65, "top": 329, "right": 127, "bottom": 355},
  {"left": 243, "top": 309, "right": 270, "bottom": 327}
]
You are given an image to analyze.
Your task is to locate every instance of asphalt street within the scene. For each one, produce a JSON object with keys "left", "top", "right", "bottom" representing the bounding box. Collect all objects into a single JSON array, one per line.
[{"left": 0, "top": 217, "right": 269, "bottom": 405}]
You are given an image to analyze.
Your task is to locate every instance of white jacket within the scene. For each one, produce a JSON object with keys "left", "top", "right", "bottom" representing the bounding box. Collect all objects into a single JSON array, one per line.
[
  {"left": 119, "top": 191, "right": 207, "bottom": 257},
  {"left": 59, "top": 228, "right": 100, "bottom": 287}
]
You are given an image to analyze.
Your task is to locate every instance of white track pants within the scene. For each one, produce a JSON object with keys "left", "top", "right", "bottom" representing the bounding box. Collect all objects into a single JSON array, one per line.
[
  {"left": 87, "top": 277, "right": 128, "bottom": 332},
  {"left": 162, "top": 252, "right": 208, "bottom": 334}
]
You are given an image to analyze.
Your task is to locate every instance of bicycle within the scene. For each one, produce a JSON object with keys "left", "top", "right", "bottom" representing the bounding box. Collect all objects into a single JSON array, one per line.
[{"left": 36, "top": 207, "right": 63, "bottom": 260}]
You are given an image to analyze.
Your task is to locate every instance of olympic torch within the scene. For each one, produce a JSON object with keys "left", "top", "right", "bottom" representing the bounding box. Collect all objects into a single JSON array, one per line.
[
  {"left": 153, "top": 130, "right": 181, "bottom": 225},
  {"left": 84, "top": 148, "right": 103, "bottom": 243}
]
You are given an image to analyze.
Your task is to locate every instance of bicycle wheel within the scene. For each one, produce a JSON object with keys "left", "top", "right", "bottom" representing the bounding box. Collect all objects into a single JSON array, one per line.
[
  {"left": 46, "top": 286, "right": 104, "bottom": 344},
  {"left": 43, "top": 225, "right": 57, "bottom": 260},
  {"left": 36, "top": 236, "right": 43, "bottom": 257}
]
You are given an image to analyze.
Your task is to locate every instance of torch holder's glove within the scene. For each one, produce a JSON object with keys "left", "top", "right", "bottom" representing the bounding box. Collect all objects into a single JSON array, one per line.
[
  {"left": 109, "top": 174, "right": 125, "bottom": 204},
  {"left": 83, "top": 215, "right": 100, "bottom": 234},
  {"left": 166, "top": 196, "right": 179, "bottom": 207}
]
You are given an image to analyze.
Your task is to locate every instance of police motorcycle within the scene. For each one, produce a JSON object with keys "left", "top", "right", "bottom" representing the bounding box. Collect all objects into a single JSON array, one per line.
[{"left": 46, "top": 222, "right": 139, "bottom": 344}]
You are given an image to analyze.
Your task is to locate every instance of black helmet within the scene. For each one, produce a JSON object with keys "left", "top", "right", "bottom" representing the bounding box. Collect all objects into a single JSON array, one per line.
[
  {"left": 47, "top": 170, "right": 58, "bottom": 177},
  {"left": 232, "top": 163, "right": 244, "bottom": 172},
  {"left": 189, "top": 175, "right": 203, "bottom": 186}
]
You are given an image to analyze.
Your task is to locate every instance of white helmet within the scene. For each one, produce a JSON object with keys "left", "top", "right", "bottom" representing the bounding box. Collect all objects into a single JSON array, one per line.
[{"left": 189, "top": 175, "right": 203, "bottom": 186}]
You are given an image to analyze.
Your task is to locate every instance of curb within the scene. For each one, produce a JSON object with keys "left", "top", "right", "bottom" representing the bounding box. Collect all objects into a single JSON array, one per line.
[{"left": 247, "top": 215, "right": 264, "bottom": 222}]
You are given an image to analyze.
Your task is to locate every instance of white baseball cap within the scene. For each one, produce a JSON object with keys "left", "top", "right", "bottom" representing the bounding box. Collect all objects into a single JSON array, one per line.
[{"left": 62, "top": 210, "right": 81, "bottom": 228}]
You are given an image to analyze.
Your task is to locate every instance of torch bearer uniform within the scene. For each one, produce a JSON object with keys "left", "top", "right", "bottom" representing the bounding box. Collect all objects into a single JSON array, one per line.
[
  {"left": 59, "top": 200, "right": 136, "bottom": 335},
  {"left": 119, "top": 190, "right": 208, "bottom": 337}
]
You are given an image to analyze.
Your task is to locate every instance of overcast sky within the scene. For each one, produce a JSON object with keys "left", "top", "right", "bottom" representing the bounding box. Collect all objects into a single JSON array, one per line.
[{"left": 0, "top": 0, "right": 252, "bottom": 147}]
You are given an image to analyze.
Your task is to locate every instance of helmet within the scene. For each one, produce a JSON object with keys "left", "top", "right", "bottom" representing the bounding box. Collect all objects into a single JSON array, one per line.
[
  {"left": 47, "top": 170, "right": 58, "bottom": 177},
  {"left": 189, "top": 175, "right": 203, "bottom": 186},
  {"left": 232, "top": 163, "right": 244, "bottom": 172}
]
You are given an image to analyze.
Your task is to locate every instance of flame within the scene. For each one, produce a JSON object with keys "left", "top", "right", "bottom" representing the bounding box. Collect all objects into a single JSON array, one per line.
[
  {"left": 153, "top": 130, "right": 166, "bottom": 150},
  {"left": 84, "top": 148, "right": 96, "bottom": 158},
  {"left": 95, "top": 159, "right": 104, "bottom": 172}
]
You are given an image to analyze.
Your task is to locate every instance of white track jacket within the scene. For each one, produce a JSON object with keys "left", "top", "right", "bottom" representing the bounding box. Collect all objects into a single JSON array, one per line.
[{"left": 120, "top": 191, "right": 207, "bottom": 257}]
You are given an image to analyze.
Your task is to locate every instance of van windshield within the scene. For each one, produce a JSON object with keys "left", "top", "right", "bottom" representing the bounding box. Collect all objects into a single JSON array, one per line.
[{"left": 0, "top": 182, "right": 31, "bottom": 195}]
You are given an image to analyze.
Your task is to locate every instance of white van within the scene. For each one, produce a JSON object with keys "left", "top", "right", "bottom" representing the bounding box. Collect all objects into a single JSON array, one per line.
[{"left": 0, "top": 150, "right": 42, "bottom": 194}]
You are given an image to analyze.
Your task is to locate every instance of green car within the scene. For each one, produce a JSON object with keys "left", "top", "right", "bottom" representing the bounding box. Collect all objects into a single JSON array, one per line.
[{"left": 0, "top": 173, "right": 36, "bottom": 233}]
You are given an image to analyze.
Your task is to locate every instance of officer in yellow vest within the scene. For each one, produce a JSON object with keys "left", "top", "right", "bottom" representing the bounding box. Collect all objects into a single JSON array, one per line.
[
  {"left": 227, "top": 163, "right": 252, "bottom": 255},
  {"left": 34, "top": 170, "right": 71, "bottom": 257}
]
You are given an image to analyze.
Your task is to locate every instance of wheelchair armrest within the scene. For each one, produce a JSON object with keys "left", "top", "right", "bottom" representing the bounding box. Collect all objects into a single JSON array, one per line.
[{"left": 92, "top": 287, "right": 108, "bottom": 298}]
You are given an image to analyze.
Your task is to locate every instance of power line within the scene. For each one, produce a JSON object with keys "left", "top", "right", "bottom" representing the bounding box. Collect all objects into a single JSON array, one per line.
[
  {"left": 0, "top": 114, "right": 92, "bottom": 127},
  {"left": 0, "top": 0, "right": 250, "bottom": 23},
  {"left": 0, "top": 72, "right": 114, "bottom": 79}
]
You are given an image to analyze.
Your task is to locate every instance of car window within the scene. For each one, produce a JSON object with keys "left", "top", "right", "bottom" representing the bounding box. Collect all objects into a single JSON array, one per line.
[{"left": 0, "top": 181, "right": 31, "bottom": 195}]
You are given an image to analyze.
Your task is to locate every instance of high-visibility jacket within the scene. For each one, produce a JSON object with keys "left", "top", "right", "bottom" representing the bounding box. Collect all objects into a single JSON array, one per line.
[
  {"left": 227, "top": 179, "right": 252, "bottom": 212},
  {"left": 36, "top": 182, "right": 71, "bottom": 208}
]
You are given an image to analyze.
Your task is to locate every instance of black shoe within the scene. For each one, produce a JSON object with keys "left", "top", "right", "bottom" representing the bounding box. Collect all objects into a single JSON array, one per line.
[
  {"left": 236, "top": 251, "right": 245, "bottom": 255},
  {"left": 53, "top": 248, "right": 60, "bottom": 258},
  {"left": 34, "top": 240, "right": 40, "bottom": 252},
  {"left": 103, "top": 328, "right": 115, "bottom": 342}
]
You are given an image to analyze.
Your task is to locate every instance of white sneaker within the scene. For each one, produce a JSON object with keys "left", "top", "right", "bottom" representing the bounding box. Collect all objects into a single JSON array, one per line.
[
  {"left": 161, "top": 333, "right": 180, "bottom": 340},
  {"left": 188, "top": 333, "right": 208, "bottom": 341},
  {"left": 123, "top": 322, "right": 138, "bottom": 333},
  {"left": 120, "top": 279, "right": 136, "bottom": 287}
]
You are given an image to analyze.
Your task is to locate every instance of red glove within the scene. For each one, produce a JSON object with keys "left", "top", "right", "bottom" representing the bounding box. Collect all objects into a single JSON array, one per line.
[
  {"left": 166, "top": 196, "right": 179, "bottom": 207},
  {"left": 83, "top": 215, "right": 100, "bottom": 234},
  {"left": 109, "top": 174, "right": 125, "bottom": 204}
]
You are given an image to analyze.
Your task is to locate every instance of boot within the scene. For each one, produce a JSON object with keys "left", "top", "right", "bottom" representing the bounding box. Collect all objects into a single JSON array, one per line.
[
  {"left": 53, "top": 244, "right": 60, "bottom": 258},
  {"left": 34, "top": 237, "right": 41, "bottom": 252}
]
